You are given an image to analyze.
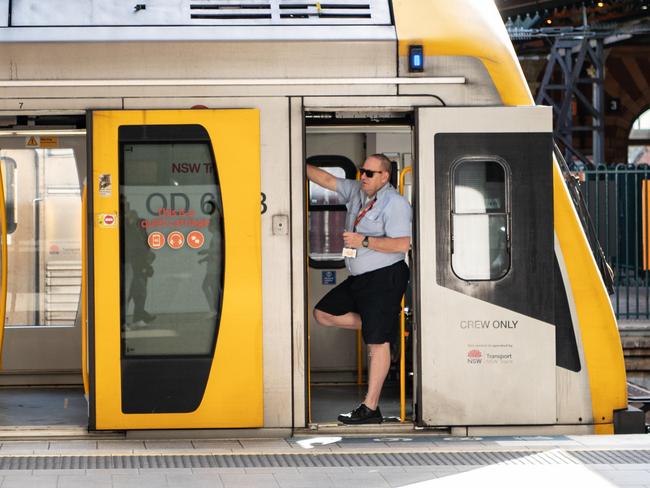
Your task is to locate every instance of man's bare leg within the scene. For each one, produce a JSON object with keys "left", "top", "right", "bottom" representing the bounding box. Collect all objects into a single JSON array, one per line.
[
  {"left": 313, "top": 309, "right": 361, "bottom": 330},
  {"left": 363, "top": 342, "right": 390, "bottom": 410}
]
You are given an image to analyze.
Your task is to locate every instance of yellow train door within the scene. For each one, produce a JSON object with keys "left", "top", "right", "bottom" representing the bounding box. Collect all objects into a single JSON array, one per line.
[{"left": 89, "top": 110, "right": 262, "bottom": 429}]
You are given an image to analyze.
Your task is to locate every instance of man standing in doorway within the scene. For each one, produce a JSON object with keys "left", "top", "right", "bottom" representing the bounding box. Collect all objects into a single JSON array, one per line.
[{"left": 307, "top": 154, "right": 411, "bottom": 424}]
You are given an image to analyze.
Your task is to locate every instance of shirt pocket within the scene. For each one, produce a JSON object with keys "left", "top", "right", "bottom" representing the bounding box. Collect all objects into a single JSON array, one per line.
[{"left": 361, "top": 210, "right": 383, "bottom": 235}]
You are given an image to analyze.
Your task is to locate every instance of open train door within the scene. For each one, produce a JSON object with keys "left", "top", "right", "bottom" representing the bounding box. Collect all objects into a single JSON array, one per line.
[
  {"left": 88, "top": 110, "right": 262, "bottom": 430},
  {"left": 415, "top": 106, "right": 557, "bottom": 428}
]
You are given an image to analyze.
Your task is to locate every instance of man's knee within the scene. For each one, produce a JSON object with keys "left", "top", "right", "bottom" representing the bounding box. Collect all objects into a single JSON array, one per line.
[{"left": 313, "top": 308, "right": 334, "bottom": 326}]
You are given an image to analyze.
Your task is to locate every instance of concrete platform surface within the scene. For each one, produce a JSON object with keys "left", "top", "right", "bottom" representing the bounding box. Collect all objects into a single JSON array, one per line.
[{"left": 0, "top": 434, "right": 645, "bottom": 486}]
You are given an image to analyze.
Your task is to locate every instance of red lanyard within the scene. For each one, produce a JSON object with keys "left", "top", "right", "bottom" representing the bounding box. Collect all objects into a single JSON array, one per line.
[{"left": 353, "top": 197, "right": 377, "bottom": 231}]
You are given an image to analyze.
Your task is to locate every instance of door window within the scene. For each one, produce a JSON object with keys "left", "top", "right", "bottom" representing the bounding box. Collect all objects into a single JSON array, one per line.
[
  {"left": 451, "top": 158, "right": 510, "bottom": 281},
  {"left": 120, "top": 138, "right": 224, "bottom": 357}
]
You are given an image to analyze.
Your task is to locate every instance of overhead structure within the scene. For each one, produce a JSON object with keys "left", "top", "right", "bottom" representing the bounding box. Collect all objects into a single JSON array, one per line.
[{"left": 536, "top": 34, "right": 605, "bottom": 167}]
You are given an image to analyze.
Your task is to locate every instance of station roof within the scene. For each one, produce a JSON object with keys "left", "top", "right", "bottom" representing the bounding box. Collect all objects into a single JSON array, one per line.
[
  {"left": 495, "top": 0, "right": 650, "bottom": 50},
  {"left": 496, "top": 0, "right": 650, "bottom": 30}
]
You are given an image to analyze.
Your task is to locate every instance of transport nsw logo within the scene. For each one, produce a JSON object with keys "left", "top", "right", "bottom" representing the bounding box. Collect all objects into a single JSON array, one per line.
[{"left": 467, "top": 349, "right": 482, "bottom": 364}]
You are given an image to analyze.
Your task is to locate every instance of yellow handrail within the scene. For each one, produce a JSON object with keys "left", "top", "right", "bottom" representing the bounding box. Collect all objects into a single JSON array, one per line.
[
  {"left": 357, "top": 329, "right": 363, "bottom": 384},
  {"left": 400, "top": 296, "right": 406, "bottom": 422},
  {"left": 398, "top": 165, "right": 412, "bottom": 422},
  {"left": 0, "top": 165, "right": 7, "bottom": 366},
  {"left": 81, "top": 184, "right": 89, "bottom": 396},
  {"left": 399, "top": 166, "right": 412, "bottom": 195},
  {"left": 355, "top": 168, "right": 364, "bottom": 385},
  {"left": 306, "top": 178, "right": 312, "bottom": 424}
]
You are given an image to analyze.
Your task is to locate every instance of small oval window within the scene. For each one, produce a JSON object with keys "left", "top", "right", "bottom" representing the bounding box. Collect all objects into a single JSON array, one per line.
[{"left": 451, "top": 158, "right": 510, "bottom": 281}]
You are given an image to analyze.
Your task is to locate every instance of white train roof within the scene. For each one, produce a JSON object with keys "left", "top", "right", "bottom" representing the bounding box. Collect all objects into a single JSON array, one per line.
[{"left": 3, "top": 0, "right": 391, "bottom": 26}]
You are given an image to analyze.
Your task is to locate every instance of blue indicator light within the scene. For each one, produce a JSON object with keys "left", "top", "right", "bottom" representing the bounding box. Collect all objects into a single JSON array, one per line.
[{"left": 409, "top": 45, "right": 424, "bottom": 72}]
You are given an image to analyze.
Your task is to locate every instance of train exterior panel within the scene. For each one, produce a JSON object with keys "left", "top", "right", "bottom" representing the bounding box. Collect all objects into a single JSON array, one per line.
[{"left": 0, "top": 0, "right": 630, "bottom": 435}]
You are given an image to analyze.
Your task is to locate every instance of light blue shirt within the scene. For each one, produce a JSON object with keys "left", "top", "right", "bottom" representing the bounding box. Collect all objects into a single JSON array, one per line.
[{"left": 336, "top": 178, "right": 412, "bottom": 276}]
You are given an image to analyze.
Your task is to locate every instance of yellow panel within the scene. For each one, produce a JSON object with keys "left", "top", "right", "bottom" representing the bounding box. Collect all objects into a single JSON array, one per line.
[
  {"left": 392, "top": 0, "right": 531, "bottom": 106},
  {"left": 92, "top": 110, "right": 262, "bottom": 429},
  {"left": 595, "top": 423, "right": 614, "bottom": 435},
  {"left": 553, "top": 165, "right": 627, "bottom": 424},
  {"left": 393, "top": 0, "right": 627, "bottom": 428}
]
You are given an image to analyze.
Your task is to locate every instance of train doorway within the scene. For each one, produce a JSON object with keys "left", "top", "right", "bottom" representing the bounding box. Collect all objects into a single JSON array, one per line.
[
  {"left": 0, "top": 130, "right": 87, "bottom": 429},
  {"left": 305, "top": 118, "right": 416, "bottom": 427}
]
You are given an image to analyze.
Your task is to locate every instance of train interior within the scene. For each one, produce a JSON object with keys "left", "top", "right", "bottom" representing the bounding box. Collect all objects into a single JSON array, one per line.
[
  {"left": 305, "top": 113, "right": 415, "bottom": 426},
  {"left": 0, "top": 121, "right": 87, "bottom": 432}
]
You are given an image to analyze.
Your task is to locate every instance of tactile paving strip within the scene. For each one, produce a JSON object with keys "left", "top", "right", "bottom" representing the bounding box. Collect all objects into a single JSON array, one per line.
[{"left": 0, "top": 450, "right": 648, "bottom": 470}]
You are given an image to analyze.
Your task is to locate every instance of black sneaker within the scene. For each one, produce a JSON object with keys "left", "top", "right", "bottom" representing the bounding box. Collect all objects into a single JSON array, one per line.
[{"left": 338, "top": 404, "right": 382, "bottom": 425}]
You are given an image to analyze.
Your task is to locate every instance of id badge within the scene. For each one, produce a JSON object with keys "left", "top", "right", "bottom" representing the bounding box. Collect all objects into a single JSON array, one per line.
[{"left": 342, "top": 247, "right": 357, "bottom": 258}]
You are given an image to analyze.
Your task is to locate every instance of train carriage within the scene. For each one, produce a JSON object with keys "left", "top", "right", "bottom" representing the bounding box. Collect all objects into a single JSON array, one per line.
[{"left": 0, "top": 0, "right": 636, "bottom": 435}]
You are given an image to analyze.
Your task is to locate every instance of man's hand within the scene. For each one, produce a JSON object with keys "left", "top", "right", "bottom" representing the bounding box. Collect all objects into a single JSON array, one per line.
[{"left": 343, "top": 232, "right": 364, "bottom": 249}]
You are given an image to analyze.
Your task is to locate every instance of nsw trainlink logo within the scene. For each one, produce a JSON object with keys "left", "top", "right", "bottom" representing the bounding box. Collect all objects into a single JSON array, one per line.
[{"left": 467, "top": 349, "right": 482, "bottom": 364}]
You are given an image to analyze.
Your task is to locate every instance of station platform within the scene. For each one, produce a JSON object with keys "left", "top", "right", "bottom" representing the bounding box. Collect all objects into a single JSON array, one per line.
[{"left": 0, "top": 433, "right": 645, "bottom": 487}]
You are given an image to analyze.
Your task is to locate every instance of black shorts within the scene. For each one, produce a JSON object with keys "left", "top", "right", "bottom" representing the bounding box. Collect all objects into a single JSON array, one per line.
[{"left": 315, "top": 261, "right": 409, "bottom": 345}]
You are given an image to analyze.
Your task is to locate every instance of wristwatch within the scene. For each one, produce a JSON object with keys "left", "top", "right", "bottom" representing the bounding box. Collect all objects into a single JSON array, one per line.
[{"left": 362, "top": 236, "right": 369, "bottom": 248}]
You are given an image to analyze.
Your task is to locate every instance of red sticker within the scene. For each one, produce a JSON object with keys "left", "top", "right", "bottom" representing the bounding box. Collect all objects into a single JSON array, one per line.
[
  {"left": 167, "top": 231, "right": 185, "bottom": 250},
  {"left": 148, "top": 232, "right": 165, "bottom": 250},
  {"left": 187, "top": 230, "right": 205, "bottom": 249}
]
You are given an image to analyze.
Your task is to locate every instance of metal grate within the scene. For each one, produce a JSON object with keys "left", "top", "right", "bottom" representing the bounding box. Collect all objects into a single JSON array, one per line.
[
  {"left": 0, "top": 450, "right": 649, "bottom": 470},
  {"left": 45, "top": 262, "right": 82, "bottom": 325},
  {"left": 190, "top": 2, "right": 273, "bottom": 20}
]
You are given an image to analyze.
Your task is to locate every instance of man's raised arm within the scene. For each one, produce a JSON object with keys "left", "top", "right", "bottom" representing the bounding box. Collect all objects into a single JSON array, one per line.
[{"left": 306, "top": 164, "right": 337, "bottom": 192}]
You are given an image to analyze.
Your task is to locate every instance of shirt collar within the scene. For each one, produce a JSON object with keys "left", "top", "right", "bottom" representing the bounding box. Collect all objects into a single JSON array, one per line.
[{"left": 360, "top": 182, "right": 392, "bottom": 205}]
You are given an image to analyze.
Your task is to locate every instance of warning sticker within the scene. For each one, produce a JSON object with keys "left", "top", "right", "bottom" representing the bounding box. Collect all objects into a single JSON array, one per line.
[
  {"left": 98, "top": 174, "right": 112, "bottom": 197},
  {"left": 39, "top": 136, "right": 59, "bottom": 148},
  {"left": 167, "top": 231, "right": 185, "bottom": 250},
  {"left": 187, "top": 230, "right": 205, "bottom": 249},
  {"left": 24, "top": 136, "right": 59, "bottom": 149},
  {"left": 25, "top": 136, "right": 39, "bottom": 148},
  {"left": 97, "top": 213, "right": 117, "bottom": 228},
  {"left": 147, "top": 232, "right": 165, "bottom": 250}
]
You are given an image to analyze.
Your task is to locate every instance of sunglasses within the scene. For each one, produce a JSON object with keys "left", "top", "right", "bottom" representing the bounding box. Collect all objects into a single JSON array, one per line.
[{"left": 359, "top": 168, "right": 384, "bottom": 178}]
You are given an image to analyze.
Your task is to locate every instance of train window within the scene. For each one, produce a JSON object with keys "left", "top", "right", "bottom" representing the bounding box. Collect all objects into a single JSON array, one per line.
[
  {"left": 120, "top": 138, "right": 224, "bottom": 357},
  {"left": 307, "top": 155, "right": 357, "bottom": 268},
  {"left": 0, "top": 148, "right": 81, "bottom": 327},
  {"left": 451, "top": 158, "right": 510, "bottom": 281}
]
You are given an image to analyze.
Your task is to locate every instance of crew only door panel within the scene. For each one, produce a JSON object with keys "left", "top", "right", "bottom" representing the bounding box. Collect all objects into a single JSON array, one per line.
[{"left": 416, "top": 106, "right": 556, "bottom": 426}]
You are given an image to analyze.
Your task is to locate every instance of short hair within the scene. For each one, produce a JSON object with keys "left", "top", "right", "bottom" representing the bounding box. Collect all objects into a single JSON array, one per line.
[{"left": 368, "top": 153, "right": 392, "bottom": 175}]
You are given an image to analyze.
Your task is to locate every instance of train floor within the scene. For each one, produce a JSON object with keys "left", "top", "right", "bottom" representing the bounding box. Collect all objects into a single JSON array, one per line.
[
  {"left": 310, "top": 380, "right": 413, "bottom": 424},
  {"left": 0, "top": 387, "right": 86, "bottom": 428}
]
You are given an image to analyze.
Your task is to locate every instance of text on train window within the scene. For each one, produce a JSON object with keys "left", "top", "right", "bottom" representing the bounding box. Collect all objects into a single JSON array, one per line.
[{"left": 451, "top": 158, "right": 510, "bottom": 281}]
